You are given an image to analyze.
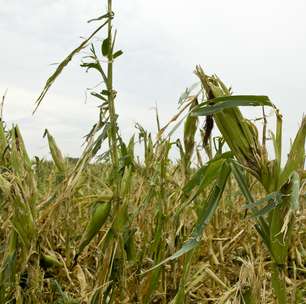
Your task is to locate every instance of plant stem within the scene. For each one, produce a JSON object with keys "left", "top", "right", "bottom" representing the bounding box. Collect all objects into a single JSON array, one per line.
[
  {"left": 271, "top": 263, "right": 287, "bottom": 304},
  {"left": 107, "top": 0, "right": 118, "bottom": 172}
]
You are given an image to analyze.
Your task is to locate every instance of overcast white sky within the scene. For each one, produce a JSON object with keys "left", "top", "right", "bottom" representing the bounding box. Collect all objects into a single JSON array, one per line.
[{"left": 0, "top": 0, "right": 305, "bottom": 159}]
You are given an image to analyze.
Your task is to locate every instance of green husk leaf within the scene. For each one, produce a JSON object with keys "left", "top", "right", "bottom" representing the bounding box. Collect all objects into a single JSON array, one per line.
[
  {"left": 77, "top": 201, "right": 111, "bottom": 256},
  {"left": 44, "top": 129, "right": 66, "bottom": 172}
]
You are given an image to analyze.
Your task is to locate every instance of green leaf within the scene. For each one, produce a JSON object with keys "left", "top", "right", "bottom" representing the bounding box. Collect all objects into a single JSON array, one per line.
[
  {"left": 80, "top": 61, "right": 101, "bottom": 73},
  {"left": 192, "top": 95, "right": 274, "bottom": 116},
  {"left": 191, "top": 162, "right": 230, "bottom": 238},
  {"left": 251, "top": 198, "right": 281, "bottom": 218},
  {"left": 243, "top": 192, "right": 282, "bottom": 210},
  {"left": 254, "top": 224, "right": 272, "bottom": 254},
  {"left": 141, "top": 239, "right": 198, "bottom": 276},
  {"left": 90, "top": 92, "right": 107, "bottom": 102},
  {"left": 87, "top": 12, "right": 112, "bottom": 24},
  {"left": 230, "top": 160, "right": 273, "bottom": 252},
  {"left": 113, "top": 50, "right": 123, "bottom": 59},
  {"left": 91, "top": 123, "right": 110, "bottom": 157},
  {"left": 279, "top": 117, "right": 305, "bottom": 187},
  {"left": 229, "top": 160, "right": 254, "bottom": 204},
  {"left": 183, "top": 152, "right": 231, "bottom": 194},
  {"left": 102, "top": 37, "right": 110, "bottom": 57},
  {"left": 101, "top": 90, "right": 110, "bottom": 96},
  {"left": 33, "top": 20, "right": 108, "bottom": 114}
]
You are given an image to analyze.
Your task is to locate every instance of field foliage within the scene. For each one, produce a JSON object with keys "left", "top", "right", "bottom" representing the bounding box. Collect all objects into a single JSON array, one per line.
[{"left": 0, "top": 1, "right": 305, "bottom": 303}]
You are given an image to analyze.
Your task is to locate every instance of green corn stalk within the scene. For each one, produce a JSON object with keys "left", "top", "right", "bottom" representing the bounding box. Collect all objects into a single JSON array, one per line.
[
  {"left": 106, "top": 0, "right": 119, "bottom": 174},
  {"left": 0, "top": 120, "right": 8, "bottom": 164},
  {"left": 172, "top": 251, "right": 193, "bottom": 304},
  {"left": 141, "top": 141, "right": 173, "bottom": 303},
  {"left": 240, "top": 287, "right": 257, "bottom": 304}
]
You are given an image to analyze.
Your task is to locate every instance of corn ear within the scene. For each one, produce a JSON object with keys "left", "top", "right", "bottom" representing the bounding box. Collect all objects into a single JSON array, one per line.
[
  {"left": 11, "top": 193, "right": 37, "bottom": 253},
  {"left": 124, "top": 228, "right": 137, "bottom": 262},
  {"left": 10, "top": 126, "right": 31, "bottom": 175},
  {"left": 0, "top": 174, "right": 11, "bottom": 198},
  {"left": 194, "top": 66, "right": 278, "bottom": 191},
  {"left": 40, "top": 254, "right": 63, "bottom": 269},
  {"left": 44, "top": 129, "right": 66, "bottom": 172},
  {"left": 97, "top": 190, "right": 113, "bottom": 202},
  {"left": 120, "top": 166, "right": 133, "bottom": 198},
  {"left": 183, "top": 98, "right": 198, "bottom": 167},
  {"left": 13, "top": 126, "right": 31, "bottom": 167},
  {"left": 112, "top": 202, "right": 129, "bottom": 234},
  {"left": 77, "top": 201, "right": 111, "bottom": 256}
]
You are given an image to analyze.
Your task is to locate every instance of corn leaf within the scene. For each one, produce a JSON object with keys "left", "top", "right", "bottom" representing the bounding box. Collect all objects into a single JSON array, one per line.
[
  {"left": 230, "top": 160, "right": 273, "bottom": 253},
  {"left": 102, "top": 37, "right": 110, "bottom": 57},
  {"left": 183, "top": 152, "right": 232, "bottom": 194},
  {"left": 191, "top": 162, "right": 230, "bottom": 237},
  {"left": 243, "top": 192, "right": 282, "bottom": 210},
  {"left": 182, "top": 159, "right": 223, "bottom": 194},
  {"left": 251, "top": 198, "right": 281, "bottom": 218},
  {"left": 279, "top": 117, "right": 306, "bottom": 187},
  {"left": 113, "top": 50, "right": 123, "bottom": 59},
  {"left": 33, "top": 20, "right": 108, "bottom": 114},
  {"left": 192, "top": 95, "right": 274, "bottom": 116},
  {"left": 87, "top": 12, "right": 112, "bottom": 23}
]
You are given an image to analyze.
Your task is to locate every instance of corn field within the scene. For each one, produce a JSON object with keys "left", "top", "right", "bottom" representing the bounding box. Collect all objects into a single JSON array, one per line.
[{"left": 0, "top": 1, "right": 305, "bottom": 303}]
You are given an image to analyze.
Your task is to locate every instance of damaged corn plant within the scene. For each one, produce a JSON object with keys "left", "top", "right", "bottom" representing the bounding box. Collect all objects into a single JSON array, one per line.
[
  {"left": 0, "top": 0, "right": 305, "bottom": 303},
  {"left": 191, "top": 66, "right": 305, "bottom": 304}
]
